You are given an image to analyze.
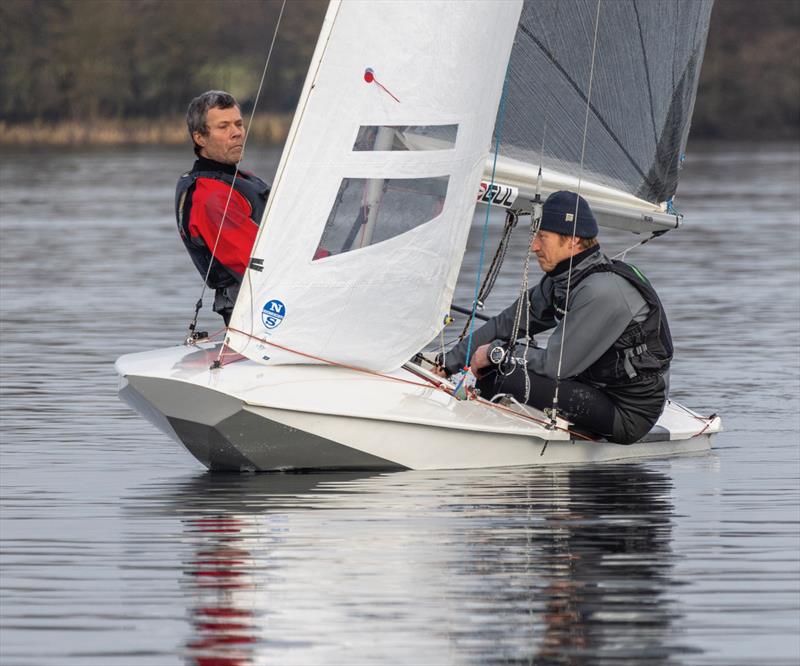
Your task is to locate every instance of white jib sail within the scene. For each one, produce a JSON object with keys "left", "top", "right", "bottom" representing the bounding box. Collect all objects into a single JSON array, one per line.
[{"left": 228, "top": 0, "right": 523, "bottom": 372}]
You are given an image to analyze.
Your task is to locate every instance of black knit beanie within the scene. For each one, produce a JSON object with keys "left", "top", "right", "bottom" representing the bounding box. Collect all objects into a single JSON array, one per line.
[{"left": 539, "top": 190, "right": 598, "bottom": 238}]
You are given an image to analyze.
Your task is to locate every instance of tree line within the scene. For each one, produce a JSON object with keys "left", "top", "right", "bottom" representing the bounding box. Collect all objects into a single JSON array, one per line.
[
  {"left": 0, "top": 0, "right": 324, "bottom": 122},
  {"left": 0, "top": 0, "right": 797, "bottom": 141}
]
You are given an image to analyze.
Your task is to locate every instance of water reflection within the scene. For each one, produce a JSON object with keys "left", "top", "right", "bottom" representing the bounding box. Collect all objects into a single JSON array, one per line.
[
  {"left": 128, "top": 466, "right": 685, "bottom": 664},
  {"left": 2, "top": 144, "right": 797, "bottom": 665},
  {"left": 184, "top": 513, "right": 260, "bottom": 666},
  {"left": 528, "top": 467, "right": 683, "bottom": 665},
  {"left": 131, "top": 473, "right": 378, "bottom": 665}
]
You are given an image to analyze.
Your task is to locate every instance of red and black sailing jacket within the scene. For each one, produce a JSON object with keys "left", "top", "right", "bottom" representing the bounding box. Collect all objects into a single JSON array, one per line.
[{"left": 175, "top": 157, "right": 270, "bottom": 290}]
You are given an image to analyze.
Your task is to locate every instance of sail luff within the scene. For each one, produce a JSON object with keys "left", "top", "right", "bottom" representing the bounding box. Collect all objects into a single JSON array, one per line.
[{"left": 246, "top": 0, "right": 342, "bottom": 272}]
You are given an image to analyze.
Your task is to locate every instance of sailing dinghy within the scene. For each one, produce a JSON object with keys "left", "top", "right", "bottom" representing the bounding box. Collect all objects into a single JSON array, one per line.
[{"left": 116, "top": 0, "right": 722, "bottom": 471}]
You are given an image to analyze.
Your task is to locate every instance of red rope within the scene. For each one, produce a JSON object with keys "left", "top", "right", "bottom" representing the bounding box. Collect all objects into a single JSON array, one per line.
[
  {"left": 223, "top": 326, "right": 590, "bottom": 439},
  {"left": 668, "top": 400, "right": 719, "bottom": 438},
  {"left": 226, "top": 326, "right": 440, "bottom": 390},
  {"left": 374, "top": 80, "right": 401, "bottom": 103},
  {"left": 692, "top": 413, "right": 718, "bottom": 438},
  {"left": 476, "top": 397, "right": 595, "bottom": 441}
]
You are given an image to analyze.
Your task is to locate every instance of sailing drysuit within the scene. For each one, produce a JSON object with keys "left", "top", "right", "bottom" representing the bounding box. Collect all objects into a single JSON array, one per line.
[
  {"left": 444, "top": 246, "right": 672, "bottom": 443},
  {"left": 175, "top": 156, "right": 270, "bottom": 323}
]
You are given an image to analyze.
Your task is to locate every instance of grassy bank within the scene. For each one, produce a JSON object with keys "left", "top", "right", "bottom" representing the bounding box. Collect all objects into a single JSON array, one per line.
[{"left": 0, "top": 114, "right": 293, "bottom": 147}]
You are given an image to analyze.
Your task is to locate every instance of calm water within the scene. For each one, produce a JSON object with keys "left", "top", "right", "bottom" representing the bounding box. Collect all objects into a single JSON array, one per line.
[{"left": 1, "top": 143, "right": 798, "bottom": 665}]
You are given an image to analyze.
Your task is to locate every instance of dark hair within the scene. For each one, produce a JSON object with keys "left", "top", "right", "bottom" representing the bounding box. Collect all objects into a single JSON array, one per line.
[{"left": 186, "top": 90, "right": 238, "bottom": 156}]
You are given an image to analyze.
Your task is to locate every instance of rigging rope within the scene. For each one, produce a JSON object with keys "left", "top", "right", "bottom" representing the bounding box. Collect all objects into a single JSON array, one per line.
[
  {"left": 458, "top": 209, "right": 518, "bottom": 341},
  {"left": 504, "top": 205, "right": 539, "bottom": 402},
  {"left": 463, "top": 71, "right": 511, "bottom": 369},
  {"left": 186, "top": 0, "right": 288, "bottom": 345},
  {"left": 502, "top": 124, "right": 548, "bottom": 402},
  {"left": 612, "top": 229, "right": 669, "bottom": 261},
  {"left": 233, "top": 1, "right": 342, "bottom": 362},
  {"left": 550, "top": 0, "right": 603, "bottom": 428},
  {"left": 223, "top": 325, "right": 593, "bottom": 440},
  {"left": 475, "top": 210, "right": 518, "bottom": 311}
]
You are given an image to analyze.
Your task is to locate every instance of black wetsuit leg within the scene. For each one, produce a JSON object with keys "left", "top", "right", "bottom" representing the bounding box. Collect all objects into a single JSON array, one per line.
[
  {"left": 476, "top": 365, "right": 617, "bottom": 440},
  {"left": 213, "top": 285, "right": 238, "bottom": 326},
  {"left": 476, "top": 365, "right": 666, "bottom": 443}
]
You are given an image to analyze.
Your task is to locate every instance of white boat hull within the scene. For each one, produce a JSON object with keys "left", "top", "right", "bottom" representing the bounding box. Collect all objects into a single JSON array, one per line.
[{"left": 116, "top": 343, "right": 721, "bottom": 471}]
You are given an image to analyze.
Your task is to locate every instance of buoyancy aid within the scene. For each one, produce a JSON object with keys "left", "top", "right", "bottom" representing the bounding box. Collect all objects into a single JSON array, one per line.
[
  {"left": 175, "top": 165, "right": 270, "bottom": 290},
  {"left": 559, "top": 261, "right": 673, "bottom": 386}
]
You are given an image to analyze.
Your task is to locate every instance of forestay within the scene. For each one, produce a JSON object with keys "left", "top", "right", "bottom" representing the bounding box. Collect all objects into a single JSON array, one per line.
[
  {"left": 227, "top": 0, "right": 522, "bottom": 371},
  {"left": 492, "top": 0, "right": 713, "bottom": 227}
]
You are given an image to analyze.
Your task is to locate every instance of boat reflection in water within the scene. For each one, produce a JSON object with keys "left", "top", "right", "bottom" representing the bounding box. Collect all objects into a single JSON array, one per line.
[
  {"left": 183, "top": 514, "right": 259, "bottom": 666},
  {"left": 138, "top": 466, "right": 686, "bottom": 664},
  {"left": 157, "top": 473, "right": 372, "bottom": 666},
  {"left": 527, "top": 467, "right": 681, "bottom": 663}
]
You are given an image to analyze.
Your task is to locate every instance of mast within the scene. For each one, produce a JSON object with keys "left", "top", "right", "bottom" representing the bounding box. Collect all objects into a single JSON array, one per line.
[{"left": 360, "top": 127, "right": 395, "bottom": 247}]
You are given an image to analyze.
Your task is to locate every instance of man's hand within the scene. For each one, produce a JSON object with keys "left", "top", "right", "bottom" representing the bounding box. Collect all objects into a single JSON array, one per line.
[
  {"left": 470, "top": 343, "right": 493, "bottom": 372},
  {"left": 432, "top": 366, "right": 448, "bottom": 378}
]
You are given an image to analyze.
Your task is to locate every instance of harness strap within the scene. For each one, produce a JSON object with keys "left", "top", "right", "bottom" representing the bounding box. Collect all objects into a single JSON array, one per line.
[{"left": 622, "top": 343, "right": 648, "bottom": 379}]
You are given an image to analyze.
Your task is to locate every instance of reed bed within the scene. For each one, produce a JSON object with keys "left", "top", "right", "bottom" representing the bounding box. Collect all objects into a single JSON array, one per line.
[{"left": 0, "top": 114, "right": 292, "bottom": 147}]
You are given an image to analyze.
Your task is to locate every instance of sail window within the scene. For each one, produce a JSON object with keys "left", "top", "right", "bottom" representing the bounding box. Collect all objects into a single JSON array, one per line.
[
  {"left": 313, "top": 176, "right": 449, "bottom": 260},
  {"left": 353, "top": 125, "right": 458, "bottom": 151}
]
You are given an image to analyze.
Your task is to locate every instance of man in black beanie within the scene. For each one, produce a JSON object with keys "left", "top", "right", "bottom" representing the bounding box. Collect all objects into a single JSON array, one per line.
[{"left": 440, "top": 190, "right": 673, "bottom": 444}]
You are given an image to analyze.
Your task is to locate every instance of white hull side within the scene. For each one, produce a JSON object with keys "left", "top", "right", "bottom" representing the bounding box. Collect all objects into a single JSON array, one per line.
[
  {"left": 222, "top": 402, "right": 716, "bottom": 470},
  {"left": 116, "top": 344, "right": 720, "bottom": 471}
]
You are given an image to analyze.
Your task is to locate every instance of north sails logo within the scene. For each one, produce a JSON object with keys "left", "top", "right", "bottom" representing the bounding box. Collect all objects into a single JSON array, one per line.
[{"left": 261, "top": 299, "right": 286, "bottom": 330}]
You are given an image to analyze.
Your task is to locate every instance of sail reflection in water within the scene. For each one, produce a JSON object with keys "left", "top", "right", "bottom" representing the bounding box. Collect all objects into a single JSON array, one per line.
[{"left": 129, "top": 467, "right": 687, "bottom": 664}]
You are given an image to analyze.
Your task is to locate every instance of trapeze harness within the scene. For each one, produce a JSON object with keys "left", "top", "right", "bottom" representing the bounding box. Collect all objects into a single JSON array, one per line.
[
  {"left": 561, "top": 260, "right": 673, "bottom": 388},
  {"left": 175, "top": 165, "right": 269, "bottom": 316},
  {"left": 480, "top": 259, "right": 675, "bottom": 443}
]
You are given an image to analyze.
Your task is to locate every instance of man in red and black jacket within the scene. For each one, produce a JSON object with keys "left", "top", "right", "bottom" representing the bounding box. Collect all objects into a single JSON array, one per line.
[{"left": 175, "top": 90, "right": 270, "bottom": 325}]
